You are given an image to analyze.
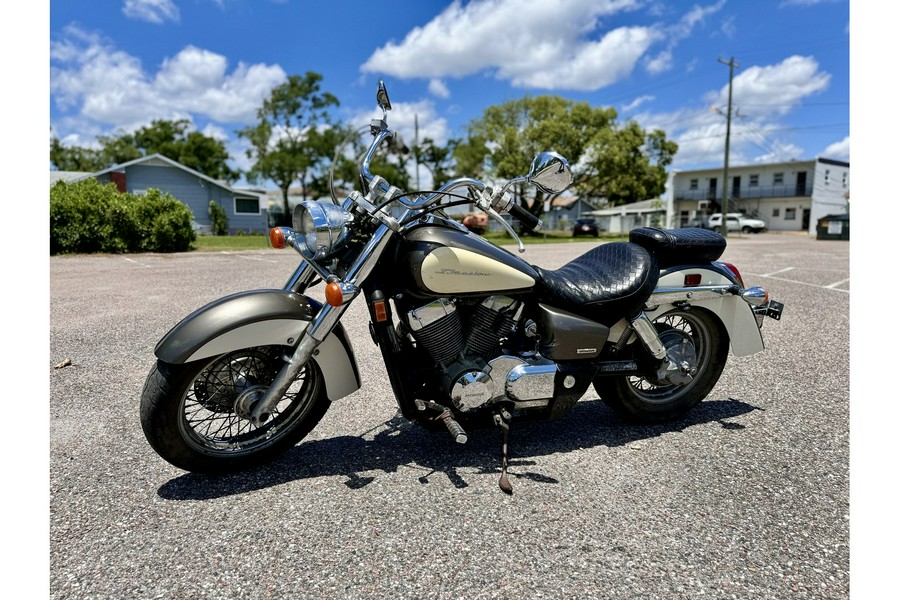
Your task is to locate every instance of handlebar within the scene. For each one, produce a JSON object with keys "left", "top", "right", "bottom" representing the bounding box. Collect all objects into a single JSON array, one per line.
[
  {"left": 508, "top": 203, "right": 542, "bottom": 231},
  {"left": 358, "top": 123, "right": 542, "bottom": 239}
]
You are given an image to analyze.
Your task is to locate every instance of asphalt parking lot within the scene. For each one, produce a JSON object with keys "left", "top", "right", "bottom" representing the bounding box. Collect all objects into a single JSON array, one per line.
[{"left": 48, "top": 232, "right": 849, "bottom": 599}]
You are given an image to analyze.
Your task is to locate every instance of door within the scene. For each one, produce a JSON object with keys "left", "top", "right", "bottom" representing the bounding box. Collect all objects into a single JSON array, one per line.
[
  {"left": 796, "top": 172, "right": 807, "bottom": 196},
  {"left": 708, "top": 177, "right": 718, "bottom": 200},
  {"left": 732, "top": 175, "right": 741, "bottom": 199},
  {"left": 802, "top": 208, "right": 811, "bottom": 230}
]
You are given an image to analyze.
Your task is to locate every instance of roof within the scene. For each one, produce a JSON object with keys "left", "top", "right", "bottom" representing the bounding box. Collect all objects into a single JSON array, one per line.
[
  {"left": 56, "top": 153, "right": 237, "bottom": 194},
  {"left": 50, "top": 171, "right": 92, "bottom": 185},
  {"left": 586, "top": 198, "right": 665, "bottom": 216}
]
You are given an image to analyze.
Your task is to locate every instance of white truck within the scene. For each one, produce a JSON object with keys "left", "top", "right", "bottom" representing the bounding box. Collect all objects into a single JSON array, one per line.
[{"left": 707, "top": 212, "right": 767, "bottom": 234}]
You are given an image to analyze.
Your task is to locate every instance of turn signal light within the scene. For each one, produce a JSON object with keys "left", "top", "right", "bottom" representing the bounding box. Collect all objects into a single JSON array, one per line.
[
  {"left": 269, "top": 227, "right": 286, "bottom": 249},
  {"left": 325, "top": 282, "right": 343, "bottom": 307},
  {"left": 373, "top": 300, "right": 388, "bottom": 322}
]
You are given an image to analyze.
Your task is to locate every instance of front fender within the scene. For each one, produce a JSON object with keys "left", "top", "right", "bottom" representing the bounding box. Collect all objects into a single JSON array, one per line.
[{"left": 154, "top": 290, "right": 361, "bottom": 401}]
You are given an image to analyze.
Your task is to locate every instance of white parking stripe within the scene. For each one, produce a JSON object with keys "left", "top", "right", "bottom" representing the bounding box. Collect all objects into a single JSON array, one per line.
[
  {"left": 761, "top": 266, "right": 795, "bottom": 277},
  {"left": 752, "top": 273, "right": 849, "bottom": 293},
  {"left": 825, "top": 278, "right": 851, "bottom": 289},
  {"left": 122, "top": 257, "right": 151, "bottom": 267}
]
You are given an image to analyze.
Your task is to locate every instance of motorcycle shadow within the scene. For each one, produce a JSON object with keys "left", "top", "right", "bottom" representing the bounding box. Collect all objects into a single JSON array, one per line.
[{"left": 157, "top": 397, "right": 761, "bottom": 500}]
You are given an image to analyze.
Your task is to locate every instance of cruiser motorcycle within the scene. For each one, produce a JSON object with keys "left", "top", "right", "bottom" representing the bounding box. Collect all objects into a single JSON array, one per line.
[{"left": 141, "top": 82, "right": 783, "bottom": 493}]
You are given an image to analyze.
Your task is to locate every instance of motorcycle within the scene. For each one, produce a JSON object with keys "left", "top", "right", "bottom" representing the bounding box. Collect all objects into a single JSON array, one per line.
[{"left": 140, "top": 81, "right": 784, "bottom": 493}]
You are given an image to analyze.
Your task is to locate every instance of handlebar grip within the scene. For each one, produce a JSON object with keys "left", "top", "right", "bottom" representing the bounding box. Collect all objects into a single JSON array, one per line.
[{"left": 508, "top": 203, "right": 542, "bottom": 231}]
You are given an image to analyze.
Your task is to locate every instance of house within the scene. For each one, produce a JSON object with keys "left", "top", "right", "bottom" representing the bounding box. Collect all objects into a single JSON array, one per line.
[
  {"left": 51, "top": 154, "right": 268, "bottom": 234},
  {"left": 666, "top": 157, "right": 849, "bottom": 235},
  {"left": 585, "top": 199, "right": 667, "bottom": 234},
  {"left": 541, "top": 195, "right": 597, "bottom": 230}
]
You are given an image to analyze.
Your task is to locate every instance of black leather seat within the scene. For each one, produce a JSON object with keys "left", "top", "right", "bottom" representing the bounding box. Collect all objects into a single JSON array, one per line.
[
  {"left": 629, "top": 227, "right": 726, "bottom": 267},
  {"left": 535, "top": 242, "right": 658, "bottom": 324}
]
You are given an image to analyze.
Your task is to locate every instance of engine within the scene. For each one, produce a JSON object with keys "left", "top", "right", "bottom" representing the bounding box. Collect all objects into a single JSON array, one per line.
[{"left": 406, "top": 297, "right": 557, "bottom": 413}]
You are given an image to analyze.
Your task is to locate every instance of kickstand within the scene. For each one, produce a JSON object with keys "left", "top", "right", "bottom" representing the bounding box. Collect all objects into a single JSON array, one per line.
[{"left": 493, "top": 408, "right": 513, "bottom": 495}]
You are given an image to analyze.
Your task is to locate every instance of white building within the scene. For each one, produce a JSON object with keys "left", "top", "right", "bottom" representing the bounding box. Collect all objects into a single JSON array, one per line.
[{"left": 665, "top": 157, "right": 849, "bottom": 234}]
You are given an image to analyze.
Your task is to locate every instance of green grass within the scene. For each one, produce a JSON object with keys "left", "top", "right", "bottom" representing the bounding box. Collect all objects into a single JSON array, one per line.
[
  {"left": 193, "top": 234, "right": 271, "bottom": 251},
  {"left": 192, "top": 230, "right": 626, "bottom": 252}
]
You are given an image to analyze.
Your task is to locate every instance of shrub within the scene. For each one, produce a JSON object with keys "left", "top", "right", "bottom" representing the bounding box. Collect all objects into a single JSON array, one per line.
[
  {"left": 50, "top": 179, "right": 196, "bottom": 254},
  {"left": 208, "top": 200, "right": 229, "bottom": 235}
]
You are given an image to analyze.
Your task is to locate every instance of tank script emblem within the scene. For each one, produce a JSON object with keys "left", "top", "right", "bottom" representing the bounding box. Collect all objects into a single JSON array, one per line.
[{"left": 438, "top": 268, "right": 493, "bottom": 277}]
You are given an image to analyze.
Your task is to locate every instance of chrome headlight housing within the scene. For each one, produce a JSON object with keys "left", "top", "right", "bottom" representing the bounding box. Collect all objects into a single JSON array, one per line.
[{"left": 292, "top": 201, "right": 353, "bottom": 260}]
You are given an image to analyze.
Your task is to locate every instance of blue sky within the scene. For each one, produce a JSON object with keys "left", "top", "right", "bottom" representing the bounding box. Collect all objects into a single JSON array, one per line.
[{"left": 47, "top": 0, "right": 849, "bottom": 189}]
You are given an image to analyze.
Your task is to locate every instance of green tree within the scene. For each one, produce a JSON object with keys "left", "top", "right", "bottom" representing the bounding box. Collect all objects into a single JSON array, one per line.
[
  {"left": 209, "top": 200, "right": 229, "bottom": 235},
  {"left": 459, "top": 96, "right": 616, "bottom": 219},
  {"left": 414, "top": 137, "right": 459, "bottom": 190},
  {"left": 458, "top": 95, "right": 677, "bottom": 218},
  {"left": 577, "top": 122, "right": 678, "bottom": 205},
  {"left": 238, "top": 72, "right": 339, "bottom": 223},
  {"left": 50, "top": 120, "right": 239, "bottom": 182}
]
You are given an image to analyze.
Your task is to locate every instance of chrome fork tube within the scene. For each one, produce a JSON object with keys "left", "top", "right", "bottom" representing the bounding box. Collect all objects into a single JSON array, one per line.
[
  {"left": 284, "top": 262, "right": 316, "bottom": 293},
  {"left": 250, "top": 224, "right": 394, "bottom": 425}
]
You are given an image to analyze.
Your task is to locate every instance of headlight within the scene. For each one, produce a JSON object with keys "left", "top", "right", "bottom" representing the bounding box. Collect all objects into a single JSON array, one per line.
[{"left": 292, "top": 201, "right": 353, "bottom": 260}]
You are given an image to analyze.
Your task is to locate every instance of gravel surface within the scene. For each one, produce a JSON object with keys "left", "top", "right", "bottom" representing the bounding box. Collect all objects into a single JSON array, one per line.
[{"left": 48, "top": 233, "right": 849, "bottom": 599}]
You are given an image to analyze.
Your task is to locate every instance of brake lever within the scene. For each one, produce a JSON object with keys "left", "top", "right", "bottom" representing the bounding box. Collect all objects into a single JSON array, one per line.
[{"left": 476, "top": 188, "right": 526, "bottom": 253}]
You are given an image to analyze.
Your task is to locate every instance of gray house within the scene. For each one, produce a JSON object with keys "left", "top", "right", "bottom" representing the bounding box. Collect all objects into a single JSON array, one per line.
[{"left": 53, "top": 154, "right": 268, "bottom": 234}]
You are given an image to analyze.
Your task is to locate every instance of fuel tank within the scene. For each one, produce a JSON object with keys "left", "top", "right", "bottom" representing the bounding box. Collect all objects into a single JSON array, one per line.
[{"left": 400, "top": 223, "right": 539, "bottom": 297}]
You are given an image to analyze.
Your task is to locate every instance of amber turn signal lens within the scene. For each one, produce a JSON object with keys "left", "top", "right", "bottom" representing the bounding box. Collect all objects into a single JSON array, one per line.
[
  {"left": 373, "top": 300, "right": 388, "bottom": 322},
  {"left": 269, "top": 228, "right": 285, "bottom": 249},
  {"left": 325, "top": 282, "right": 343, "bottom": 307}
]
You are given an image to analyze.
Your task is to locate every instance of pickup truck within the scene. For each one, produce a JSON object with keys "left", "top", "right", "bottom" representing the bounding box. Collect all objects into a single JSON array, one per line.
[{"left": 707, "top": 212, "right": 767, "bottom": 234}]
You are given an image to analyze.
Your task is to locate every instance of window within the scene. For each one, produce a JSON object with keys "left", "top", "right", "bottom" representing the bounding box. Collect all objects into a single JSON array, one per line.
[
  {"left": 824, "top": 169, "right": 831, "bottom": 185},
  {"left": 785, "top": 208, "right": 797, "bottom": 220},
  {"left": 773, "top": 172, "right": 784, "bottom": 185},
  {"left": 772, "top": 208, "right": 780, "bottom": 217},
  {"left": 842, "top": 172, "right": 848, "bottom": 187},
  {"left": 749, "top": 174, "right": 759, "bottom": 187},
  {"left": 235, "top": 197, "right": 260, "bottom": 214},
  {"left": 689, "top": 179, "right": 698, "bottom": 190}
]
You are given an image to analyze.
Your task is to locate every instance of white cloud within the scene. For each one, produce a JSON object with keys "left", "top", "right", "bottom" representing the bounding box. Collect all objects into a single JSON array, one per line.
[
  {"left": 362, "top": 0, "right": 725, "bottom": 90},
  {"left": 50, "top": 26, "right": 286, "bottom": 140},
  {"left": 644, "top": 50, "right": 672, "bottom": 75},
  {"left": 634, "top": 56, "right": 832, "bottom": 168},
  {"left": 122, "top": 0, "right": 180, "bottom": 24},
  {"left": 706, "top": 55, "right": 831, "bottom": 117},
  {"left": 623, "top": 95, "right": 655, "bottom": 112},
  {"left": 361, "top": 0, "right": 662, "bottom": 90},
  {"left": 823, "top": 136, "right": 850, "bottom": 160},
  {"left": 428, "top": 79, "right": 450, "bottom": 99}
]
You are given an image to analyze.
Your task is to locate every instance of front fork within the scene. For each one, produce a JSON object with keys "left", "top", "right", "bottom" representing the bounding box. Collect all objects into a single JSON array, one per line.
[{"left": 248, "top": 224, "right": 395, "bottom": 425}]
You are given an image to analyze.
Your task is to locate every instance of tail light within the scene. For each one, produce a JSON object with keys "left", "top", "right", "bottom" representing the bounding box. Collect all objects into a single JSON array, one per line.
[{"left": 719, "top": 262, "right": 745, "bottom": 287}]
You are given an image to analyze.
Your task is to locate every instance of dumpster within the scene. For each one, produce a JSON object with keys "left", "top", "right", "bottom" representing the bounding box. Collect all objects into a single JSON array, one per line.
[{"left": 816, "top": 213, "right": 849, "bottom": 240}]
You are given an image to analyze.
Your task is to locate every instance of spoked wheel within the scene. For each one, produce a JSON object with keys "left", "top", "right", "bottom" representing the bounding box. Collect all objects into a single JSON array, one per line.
[
  {"left": 140, "top": 345, "right": 330, "bottom": 473},
  {"left": 594, "top": 308, "right": 729, "bottom": 423}
]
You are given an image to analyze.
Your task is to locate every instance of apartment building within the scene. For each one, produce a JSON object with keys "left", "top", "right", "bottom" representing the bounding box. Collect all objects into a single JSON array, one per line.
[{"left": 666, "top": 157, "right": 849, "bottom": 234}]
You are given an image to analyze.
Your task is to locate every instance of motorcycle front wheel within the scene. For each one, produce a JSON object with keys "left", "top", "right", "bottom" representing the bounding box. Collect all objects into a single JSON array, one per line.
[
  {"left": 140, "top": 345, "right": 329, "bottom": 473},
  {"left": 593, "top": 307, "right": 729, "bottom": 423}
]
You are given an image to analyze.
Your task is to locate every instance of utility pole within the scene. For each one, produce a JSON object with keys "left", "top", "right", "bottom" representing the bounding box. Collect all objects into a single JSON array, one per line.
[
  {"left": 718, "top": 56, "right": 739, "bottom": 238},
  {"left": 414, "top": 113, "right": 420, "bottom": 190}
]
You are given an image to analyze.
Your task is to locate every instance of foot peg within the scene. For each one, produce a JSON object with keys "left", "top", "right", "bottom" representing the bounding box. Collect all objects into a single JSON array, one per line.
[{"left": 415, "top": 400, "right": 468, "bottom": 444}]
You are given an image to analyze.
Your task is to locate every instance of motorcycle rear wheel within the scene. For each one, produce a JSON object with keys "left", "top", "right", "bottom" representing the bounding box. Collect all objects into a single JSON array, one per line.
[
  {"left": 140, "top": 345, "right": 329, "bottom": 473},
  {"left": 593, "top": 307, "right": 728, "bottom": 423}
]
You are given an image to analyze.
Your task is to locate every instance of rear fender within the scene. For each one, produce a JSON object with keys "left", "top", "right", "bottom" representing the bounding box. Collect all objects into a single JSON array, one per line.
[
  {"left": 647, "top": 265, "right": 764, "bottom": 357},
  {"left": 154, "top": 290, "right": 361, "bottom": 401}
]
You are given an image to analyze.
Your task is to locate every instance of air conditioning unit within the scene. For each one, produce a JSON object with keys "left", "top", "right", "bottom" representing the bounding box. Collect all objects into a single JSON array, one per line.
[{"left": 697, "top": 200, "right": 709, "bottom": 210}]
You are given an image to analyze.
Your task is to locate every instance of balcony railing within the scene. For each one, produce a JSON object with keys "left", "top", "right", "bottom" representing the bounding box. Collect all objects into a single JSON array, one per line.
[{"left": 674, "top": 184, "right": 812, "bottom": 201}]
